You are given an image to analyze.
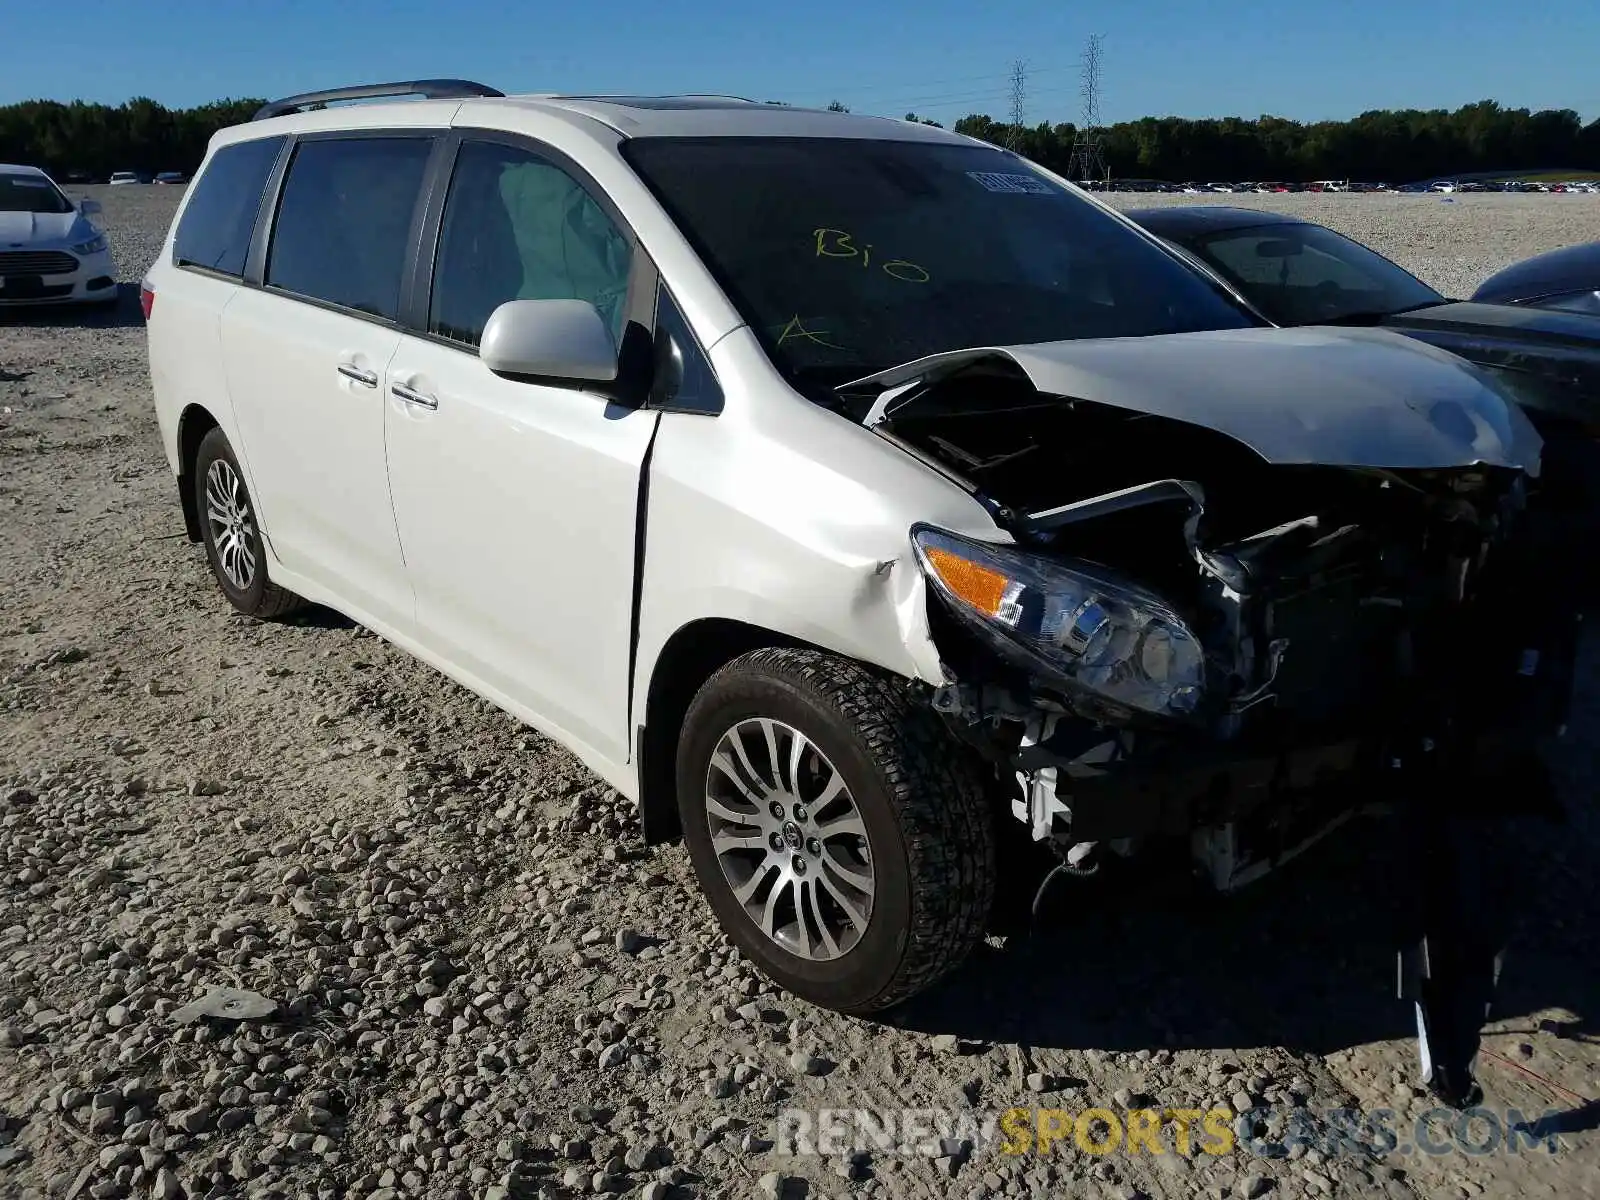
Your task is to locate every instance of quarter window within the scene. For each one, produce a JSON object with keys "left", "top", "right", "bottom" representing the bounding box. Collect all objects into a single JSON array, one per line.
[
  {"left": 650, "top": 285, "right": 723, "bottom": 413},
  {"left": 429, "top": 140, "right": 633, "bottom": 348},
  {"left": 265, "top": 136, "right": 433, "bottom": 320},
  {"left": 172, "top": 136, "right": 285, "bottom": 277}
]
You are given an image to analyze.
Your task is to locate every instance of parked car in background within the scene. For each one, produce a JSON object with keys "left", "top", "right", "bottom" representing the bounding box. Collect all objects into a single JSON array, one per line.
[
  {"left": 108, "top": 170, "right": 144, "bottom": 185},
  {"left": 154, "top": 171, "right": 187, "bottom": 185},
  {"left": 1472, "top": 240, "right": 1600, "bottom": 316},
  {"left": 1126, "top": 202, "right": 1600, "bottom": 609},
  {"left": 143, "top": 85, "right": 1567, "bottom": 1109},
  {"left": 1124, "top": 206, "right": 1600, "bottom": 427},
  {"left": 0, "top": 163, "right": 118, "bottom": 305}
]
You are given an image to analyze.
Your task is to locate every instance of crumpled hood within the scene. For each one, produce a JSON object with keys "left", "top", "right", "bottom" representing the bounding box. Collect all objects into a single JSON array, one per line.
[
  {"left": 847, "top": 325, "right": 1544, "bottom": 475},
  {"left": 0, "top": 209, "right": 82, "bottom": 245}
]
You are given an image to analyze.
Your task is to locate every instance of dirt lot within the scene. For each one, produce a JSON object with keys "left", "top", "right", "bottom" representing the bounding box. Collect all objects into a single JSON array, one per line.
[{"left": 2, "top": 185, "right": 1598, "bottom": 1200}]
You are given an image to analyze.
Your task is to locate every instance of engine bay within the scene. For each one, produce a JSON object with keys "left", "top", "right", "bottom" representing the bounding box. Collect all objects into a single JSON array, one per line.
[{"left": 870, "top": 365, "right": 1545, "bottom": 746}]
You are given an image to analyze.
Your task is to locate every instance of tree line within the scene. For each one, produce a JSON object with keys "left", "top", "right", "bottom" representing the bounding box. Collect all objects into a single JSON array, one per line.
[
  {"left": 3, "top": 94, "right": 1597, "bottom": 184},
  {"left": 951, "top": 100, "right": 1600, "bottom": 183},
  {"left": 0, "top": 97, "right": 262, "bottom": 179}
]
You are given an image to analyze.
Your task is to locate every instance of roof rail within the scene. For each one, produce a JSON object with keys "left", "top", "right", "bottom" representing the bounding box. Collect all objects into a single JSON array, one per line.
[{"left": 253, "top": 79, "right": 503, "bottom": 122}]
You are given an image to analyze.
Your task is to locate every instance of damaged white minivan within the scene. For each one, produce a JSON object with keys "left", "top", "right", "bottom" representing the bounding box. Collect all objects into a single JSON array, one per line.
[{"left": 145, "top": 82, "right": 1567, "bottom": 1017}]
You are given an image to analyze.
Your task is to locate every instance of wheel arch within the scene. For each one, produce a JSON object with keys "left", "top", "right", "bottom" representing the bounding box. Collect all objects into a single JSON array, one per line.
[
  {"left": 638, "top": 617, "right": 845, "bottom": 845},
  {"left": 176, "top": 403, "right": 221, "bottom": 543}
]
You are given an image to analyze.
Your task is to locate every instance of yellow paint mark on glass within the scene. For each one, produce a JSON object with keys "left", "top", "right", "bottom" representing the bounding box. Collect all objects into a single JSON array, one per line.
[
  {"left": 776, "top": 314, "right": 846, "bottom": 350},
  {"left": 812, "top": 228, "right": 929, "bottom": 283}
]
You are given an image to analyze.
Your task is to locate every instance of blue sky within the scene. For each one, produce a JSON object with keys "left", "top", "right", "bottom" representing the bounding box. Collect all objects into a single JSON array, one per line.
[{"left": 6, "top": 0, "right": 1598, "bottom": 128}]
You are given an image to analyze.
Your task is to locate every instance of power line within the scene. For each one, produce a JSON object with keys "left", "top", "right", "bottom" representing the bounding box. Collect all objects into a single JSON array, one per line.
[
  {"left": 800, "top": 65, "right": 1069, "bottom": 100},
  {"left": 871, "top": 81, "right": 1080, "bottom": 112}
]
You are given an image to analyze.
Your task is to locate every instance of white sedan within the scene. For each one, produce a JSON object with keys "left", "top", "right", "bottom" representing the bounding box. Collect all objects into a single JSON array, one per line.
[{"left": 0, "top": 164, "right": 117, "bottom": 305}]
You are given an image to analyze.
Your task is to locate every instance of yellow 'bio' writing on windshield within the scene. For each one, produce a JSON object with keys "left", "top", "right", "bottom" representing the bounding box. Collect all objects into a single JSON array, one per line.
[{"left": 813, "top": 228, "right": 930, "bottom": 283}]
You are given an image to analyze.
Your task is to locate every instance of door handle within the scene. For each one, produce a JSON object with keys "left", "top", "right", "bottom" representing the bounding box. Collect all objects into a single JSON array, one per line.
[
  {"left": 337, "top": 363, "right": 378, "bottom": 388},
  {"left": 391, "top": 382, "right": 438, "bottom": 411}
]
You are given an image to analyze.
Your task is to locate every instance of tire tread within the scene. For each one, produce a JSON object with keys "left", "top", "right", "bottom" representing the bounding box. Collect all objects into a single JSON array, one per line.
[{"left": 694, "top": 646, "right": 996, "bottom": 1012}]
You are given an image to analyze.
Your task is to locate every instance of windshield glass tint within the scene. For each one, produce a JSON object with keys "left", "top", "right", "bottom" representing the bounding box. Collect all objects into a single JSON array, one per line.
[
  {"left": 623, "top": 137, "right": 1257, "bottom": 386},
  {"left": 1184, "top": 222, "right": 1443, "bottom": 324},
  {"left": 0, "top": 173, "right": 72, "bottom": 215}
]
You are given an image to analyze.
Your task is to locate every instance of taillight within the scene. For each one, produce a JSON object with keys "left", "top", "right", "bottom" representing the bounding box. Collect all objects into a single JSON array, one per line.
[{"left": 139, "top": 283, "right": 154, "bottom": 320}]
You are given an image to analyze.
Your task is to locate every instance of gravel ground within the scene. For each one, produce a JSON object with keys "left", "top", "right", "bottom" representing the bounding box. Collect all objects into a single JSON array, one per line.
[{"left": 1, "top": 185, "right": 1598, "bottom": 1200}]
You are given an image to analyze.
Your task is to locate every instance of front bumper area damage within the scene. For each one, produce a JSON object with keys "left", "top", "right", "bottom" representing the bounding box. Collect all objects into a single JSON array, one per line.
[
  {"left": 840, "top": 330, "right": 1567, "bottom": 881},
  {"left": 850, "top": 331, "right": 1577, "bottom": 1106}
]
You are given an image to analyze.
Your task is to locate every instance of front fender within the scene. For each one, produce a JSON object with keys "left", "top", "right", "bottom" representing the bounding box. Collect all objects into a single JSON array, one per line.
[{"left": 629, "top": 341, "right": 1005, "bottom": 738}]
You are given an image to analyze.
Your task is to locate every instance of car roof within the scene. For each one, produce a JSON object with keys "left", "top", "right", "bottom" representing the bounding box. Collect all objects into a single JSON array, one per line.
[
  {"left": 0, "top": 163, "right": 51, "bottom": 177},
  {"left": 241, "top": 92, "right": 975, "bottom": 146},
  {"left": 1473, "top": 240, "right": 1600, "bottom": 303},
  {"left": 1121, "top": 205, "right": 1306, "bottom": 234}
]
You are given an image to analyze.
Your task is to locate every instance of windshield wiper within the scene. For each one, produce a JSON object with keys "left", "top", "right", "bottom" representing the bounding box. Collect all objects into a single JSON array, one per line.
[
  {"left": 1319, "top": 310, "right": 1401, "bottom": 326},
  {"left": 1392, "top": 299, "right": 1453, "bottom": 315},
  {"left": 1320, "top": 300, "right": 1453, "bottom": 326}
]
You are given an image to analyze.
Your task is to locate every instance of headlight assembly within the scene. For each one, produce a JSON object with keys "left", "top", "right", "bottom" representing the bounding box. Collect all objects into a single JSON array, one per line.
[
  {"left": 912, "top": 526, "right": 1205, "bottom": 718},
  {"left": 72, "top": 234, "right": 108, "bottom": 256}
]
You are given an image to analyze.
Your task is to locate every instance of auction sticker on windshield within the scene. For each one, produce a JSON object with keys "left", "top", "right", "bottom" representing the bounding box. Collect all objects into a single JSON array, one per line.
[{"left": 966, "top": 171, "right": 1056, "bottom": 194}]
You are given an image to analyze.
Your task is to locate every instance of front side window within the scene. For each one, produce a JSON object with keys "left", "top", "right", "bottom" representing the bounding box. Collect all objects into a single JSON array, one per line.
[
  {"left": 266, "top": 136, "right": 433, "bottom": 320},
  {"left": 0, "top": 172, "right": 72, "bottom": 215},
  {"left": 172, "top": 136, "right": 285, "bottom": 277},
  {"left": 1184, "top": 223, "right": 1443, "bottom": 325},
  {"left": 622, "top": 136, "right": 1258, "bottom": 393},
  {"left": 429, "top": 140, "right": 633, "bottom": 348}
]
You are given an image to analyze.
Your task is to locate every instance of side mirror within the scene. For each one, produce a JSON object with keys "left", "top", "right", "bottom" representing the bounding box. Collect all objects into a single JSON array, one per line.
[
  {"left": 78, "top": 198, "right": 102, "bottom": 215},
  {"left": 480, "top": 298, "right": 618, "bottom": 382}
]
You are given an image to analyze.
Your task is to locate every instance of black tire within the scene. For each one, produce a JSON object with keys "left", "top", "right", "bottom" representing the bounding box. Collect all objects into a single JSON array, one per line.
[
  {"left": 193, "top": 426, "right": 305, "bottom": 619},
  {"left": 676, "top": 646, "right": 996, "bottom": 1013}
]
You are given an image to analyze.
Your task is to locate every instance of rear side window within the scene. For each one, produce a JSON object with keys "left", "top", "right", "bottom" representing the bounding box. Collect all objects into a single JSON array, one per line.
[
  {"left": 172, "top": 136, "right": 285, "bottom": 276},
  {"left": 266, "top": 136, "right": 433, "bottom": 321}
]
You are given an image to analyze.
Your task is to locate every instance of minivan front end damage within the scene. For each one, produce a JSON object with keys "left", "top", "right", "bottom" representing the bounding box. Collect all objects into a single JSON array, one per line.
[
  {"left": 843, "top": 330, "right": 1572, "bottom": 892},
  {"left": 915, "top": 459, "right": 1568, "bottom": 888}
]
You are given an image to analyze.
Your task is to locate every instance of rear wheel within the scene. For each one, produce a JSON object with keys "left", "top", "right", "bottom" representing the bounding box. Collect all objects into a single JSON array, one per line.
[
  {"left": 676, "top": 646, "right": 996, "bottom": 1013},
  {"left": 193, "top": 426, "right": 304, "bottom": 619}
]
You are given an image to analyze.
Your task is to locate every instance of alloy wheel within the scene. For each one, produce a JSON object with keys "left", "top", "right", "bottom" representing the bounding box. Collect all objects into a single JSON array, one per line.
[
  {"left": 703, "top": 717, "right": 876, "bottom": 960},
  {"left": 204, "top": 458, "right": 257, "bottom": 591}
]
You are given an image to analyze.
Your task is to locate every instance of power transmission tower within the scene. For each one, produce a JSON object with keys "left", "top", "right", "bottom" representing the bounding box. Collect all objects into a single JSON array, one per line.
[
  {"left": 1066, "top": 34, "right": 1108, "bottom": 183},
  {"left": 1007, "top": 59, "right": 1028, "bottom": 150}
]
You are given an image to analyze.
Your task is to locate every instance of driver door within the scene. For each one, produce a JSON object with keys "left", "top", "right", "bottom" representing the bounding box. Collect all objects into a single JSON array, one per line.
[{"left": 383, "top": 135, "right": 657, "bottom": 767}]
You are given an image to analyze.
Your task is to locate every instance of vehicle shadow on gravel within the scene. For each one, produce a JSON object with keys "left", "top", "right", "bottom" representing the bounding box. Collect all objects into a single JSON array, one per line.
[
  {"left": 890, "top": 808, "right": 1597, "bottom": 1061},
  {"left": 0, "top": 282, "right": 146, "bottom": 330},
  {"left": 890, "top": 623, "right": 1600, "bottom": 1063},
  {"left": 279, "top": 605, "right": 357, "bottom": 631}
]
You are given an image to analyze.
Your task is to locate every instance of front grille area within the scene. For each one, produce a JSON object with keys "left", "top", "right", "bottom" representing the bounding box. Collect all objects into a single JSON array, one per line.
[
  {"left": 1264, "top": 567, "right": 1395, "bottom": 726},
  {"left": 0, "top": 282, "right": 73, "bottom": 300},
  {"left": 0, "top": 250, "right": 78, "bottom": 276}
]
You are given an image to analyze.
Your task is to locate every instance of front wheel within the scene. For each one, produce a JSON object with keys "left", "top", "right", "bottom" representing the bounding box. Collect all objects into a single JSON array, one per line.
[{"left": 676, "top": 647, "right": 996, "bottom": 1013}]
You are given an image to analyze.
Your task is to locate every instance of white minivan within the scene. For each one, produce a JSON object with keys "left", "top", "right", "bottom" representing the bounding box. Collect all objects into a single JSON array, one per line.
[{"left": 144, "top": 81, "right": 1562, "bottom": 1017}]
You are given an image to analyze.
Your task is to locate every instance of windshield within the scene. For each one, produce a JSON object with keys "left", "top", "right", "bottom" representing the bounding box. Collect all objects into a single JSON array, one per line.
[
  {"left": 0, "top": 172, "right": 72, "bottom": 215},
  {"left": 622, "top": 137, "right": 1259, "bottom": 388},
  {"left": 1175, "top": 221, "right": 1444, "bottom": 325}
]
